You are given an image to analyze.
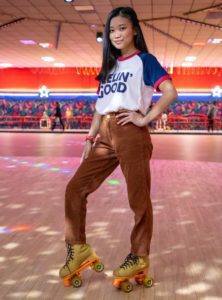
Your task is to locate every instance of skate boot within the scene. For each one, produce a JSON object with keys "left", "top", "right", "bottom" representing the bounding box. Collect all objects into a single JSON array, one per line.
[
  {"left": 59, "top": 244, "right": 104, "bottom": 287},
  {"left": 113, "top": 253, "right": 153, "bottom": 292}
]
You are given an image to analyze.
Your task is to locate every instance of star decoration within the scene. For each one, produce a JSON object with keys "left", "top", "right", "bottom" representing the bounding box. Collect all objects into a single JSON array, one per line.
[
  {"left": 39, "top": 85, "right": 49, "bottom": 98},
  {"left": 211, "top": 86, "right": 222, "bottom": 98}
]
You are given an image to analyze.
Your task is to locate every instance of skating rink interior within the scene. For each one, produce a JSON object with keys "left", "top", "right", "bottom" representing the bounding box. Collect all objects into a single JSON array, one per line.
[{"left": 0, "top": 132, "right": 222, "bottom": 300}]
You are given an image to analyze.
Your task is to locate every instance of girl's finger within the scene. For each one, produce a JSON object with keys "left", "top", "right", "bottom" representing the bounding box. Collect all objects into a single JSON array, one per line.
[
  {"left": 117, "top": 116, "right": 128, "bottom": 124},
  {"left": 119, "top": 119, "right": 130, "bottom": 125},
  {"left": 116, "top": 112, "right": 130, "bottom": 119}
]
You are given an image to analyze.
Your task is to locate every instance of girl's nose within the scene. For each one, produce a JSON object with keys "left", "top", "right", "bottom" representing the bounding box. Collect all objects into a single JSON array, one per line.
[{"left": 114, "top": 30, "right": 121, "bottom": 38}]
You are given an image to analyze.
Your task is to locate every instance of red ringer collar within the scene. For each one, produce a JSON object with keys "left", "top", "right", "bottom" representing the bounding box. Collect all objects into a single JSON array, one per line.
[{"left": 117, "top": 50, "right": 141, "bottom": 61}]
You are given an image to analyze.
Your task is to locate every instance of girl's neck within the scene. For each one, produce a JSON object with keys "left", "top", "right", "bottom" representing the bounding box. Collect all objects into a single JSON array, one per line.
[{"left": 120, "top": 47, "right": 138, "bottom": 57}]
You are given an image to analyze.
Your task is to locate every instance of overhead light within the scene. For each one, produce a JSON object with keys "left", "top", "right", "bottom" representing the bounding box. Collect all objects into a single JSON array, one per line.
[
  {"left": 41, "top": 56, "right": 55, "bottom": 62},
  {"left": 0, "top": 63, "right": 13, "bottom": 68},
  {"left": 54, "top": 62, "right": 65, "bottom": 67},
  {"left": 182, "top": 62, "right": 193, "bottom": 67},
  {"left": 64, "top": 0, "right": 74, "bottom": 3},
  {"left": 208, "top": 38, "right": 222, "bottom": 44},
  {"left": 185, "top": 56, "right": 196, "bottom": 62},
  {"left": 74, "top": 5, "right": 94, "bottom": 12},
  {"left": 20, "top": 39, "right": 36, "bottom": 45},
  {"left": 39, "top": 43, "right": 54, "bottom": 49},
  {"left": 96, "top": 32, "right": 103, "bottom": 43},
  {"left": 192, "top": 42, "right": 205, "bottom": 47}
]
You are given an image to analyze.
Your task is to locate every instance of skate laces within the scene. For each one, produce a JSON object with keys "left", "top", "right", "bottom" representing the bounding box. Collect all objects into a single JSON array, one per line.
[
  {"left": 120, "top": 253, "right": 139, "bottom": 270},
  {"left": 65, "top": 244, "right": 75, "bottom": 266}
]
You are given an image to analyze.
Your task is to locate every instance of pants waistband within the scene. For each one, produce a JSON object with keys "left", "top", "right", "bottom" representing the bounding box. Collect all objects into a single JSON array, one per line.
[{"left": 105, "top": 110, "right": 140, "bottom": 117}]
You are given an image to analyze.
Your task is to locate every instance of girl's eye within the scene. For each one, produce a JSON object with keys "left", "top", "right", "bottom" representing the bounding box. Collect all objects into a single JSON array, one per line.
[
  {"left": 120, "top": 26, "right": 126, "bottom": 31},
  {"left": 110, "top": 29, "right": 114, "bottom": 33}
]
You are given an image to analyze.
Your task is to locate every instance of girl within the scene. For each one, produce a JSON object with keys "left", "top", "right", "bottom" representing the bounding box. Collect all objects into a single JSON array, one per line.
[{"left": 59, "top": 7, "right": 177, "bottom": 283}]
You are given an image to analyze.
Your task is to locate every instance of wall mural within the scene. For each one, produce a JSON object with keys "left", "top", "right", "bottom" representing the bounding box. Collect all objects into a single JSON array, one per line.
[{"left": 0, "top": 97, "right": 221, "bottom": 130}]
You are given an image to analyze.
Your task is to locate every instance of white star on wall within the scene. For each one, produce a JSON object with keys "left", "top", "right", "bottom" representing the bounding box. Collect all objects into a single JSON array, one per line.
[
  {"left": 212, "top": 86, "right": 222, "bottom": 98},
  {"left": 39, "top": 85, "right": 49, "bottom": 98}
]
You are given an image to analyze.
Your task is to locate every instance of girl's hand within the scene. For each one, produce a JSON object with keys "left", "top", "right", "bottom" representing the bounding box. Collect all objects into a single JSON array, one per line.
[
  {"left": 80, "top": 141, "right": 93, "bottom": 163},
  {"left": 116, "top": 111, "right": 146, "bottom": 127}
]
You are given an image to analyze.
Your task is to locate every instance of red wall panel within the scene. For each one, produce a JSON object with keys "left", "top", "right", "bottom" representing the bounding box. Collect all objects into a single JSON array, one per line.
[
  {"left": 0, "top": 68, "right": 98, "bottom": 91},
  {"left": 0, "top": 67, "right": 221, "bottom": 91}
]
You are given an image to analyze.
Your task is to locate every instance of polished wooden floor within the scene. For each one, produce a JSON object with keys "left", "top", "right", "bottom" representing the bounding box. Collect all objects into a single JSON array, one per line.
[{"left": 0, "top": 133, "right": 222, "bottom": 300}]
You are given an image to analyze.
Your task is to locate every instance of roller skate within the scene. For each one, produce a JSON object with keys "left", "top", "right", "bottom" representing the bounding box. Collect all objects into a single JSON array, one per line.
[
  {"left": 113, "top": 253, "right": 153, "bottom": 293},
  {"left": 59, "top": 244, "right": 104, "bottom": 288}
]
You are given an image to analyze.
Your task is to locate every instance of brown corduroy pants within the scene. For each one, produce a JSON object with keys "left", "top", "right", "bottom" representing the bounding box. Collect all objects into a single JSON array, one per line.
[{"left": 65, "top": 112, "right": 153, "bottom": 256}]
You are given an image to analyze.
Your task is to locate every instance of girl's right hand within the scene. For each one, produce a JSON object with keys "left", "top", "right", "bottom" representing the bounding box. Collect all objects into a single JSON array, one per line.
[{"left": 80, "top": 141, "right": 93, "bottom": 163}]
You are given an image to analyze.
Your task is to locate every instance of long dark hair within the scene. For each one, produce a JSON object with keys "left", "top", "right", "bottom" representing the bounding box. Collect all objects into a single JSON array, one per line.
[{"left": 96, "top": 7, "right": 149, "bottom": 82}]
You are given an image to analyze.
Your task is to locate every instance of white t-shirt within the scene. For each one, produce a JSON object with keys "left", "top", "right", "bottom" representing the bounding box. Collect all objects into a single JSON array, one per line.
[{"left": 95, "top": 51, "right": 171, "bottom": 115}]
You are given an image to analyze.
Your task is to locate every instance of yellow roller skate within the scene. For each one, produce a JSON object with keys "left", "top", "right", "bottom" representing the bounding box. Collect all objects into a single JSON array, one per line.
[
  {"left": 59, "top": 244, "right": 104, "bottom": 288},
  {"left": 113, "top": 253, "right": 153, "bottom": 293}
]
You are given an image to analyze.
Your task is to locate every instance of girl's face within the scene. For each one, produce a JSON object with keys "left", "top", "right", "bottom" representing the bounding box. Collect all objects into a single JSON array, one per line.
[{"left": 109, "top": 16, "right": 137, "bottom": 55}]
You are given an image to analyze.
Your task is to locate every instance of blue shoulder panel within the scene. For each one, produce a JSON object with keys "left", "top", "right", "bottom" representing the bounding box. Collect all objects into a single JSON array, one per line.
[{"left": 137, "top": 52, "right": 170, "bottom": 90}]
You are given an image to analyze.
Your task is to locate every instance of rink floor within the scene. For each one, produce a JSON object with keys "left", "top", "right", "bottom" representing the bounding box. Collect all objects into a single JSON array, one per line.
[{"left": 0, "top": 132, "right": 222, "bottom": 300}]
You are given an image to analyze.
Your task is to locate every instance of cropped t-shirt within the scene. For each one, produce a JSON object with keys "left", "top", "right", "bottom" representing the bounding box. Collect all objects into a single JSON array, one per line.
[{"left": 95, "top": 50, "right": 171, "bottom": 115}]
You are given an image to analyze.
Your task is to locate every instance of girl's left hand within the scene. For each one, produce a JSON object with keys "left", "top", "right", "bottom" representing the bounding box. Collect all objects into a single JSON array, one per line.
[{"left": 116, "top": 111, "right": 146, "bottom": 127}]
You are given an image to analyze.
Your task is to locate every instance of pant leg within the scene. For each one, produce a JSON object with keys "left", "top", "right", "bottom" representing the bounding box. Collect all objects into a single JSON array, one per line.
[
  {"left": 110, "top": 119, "right": 153, "bottom": 256},
  {"left": 59, "top": 117, "right": 65, "bottom": 130},
  {"left": 211, "top": 119, "right": 214, "bottom": 131},
  {"left": 65, "top": 118, "right": 119, "bottom": 245},
  {"left": 208, "top": 118, "right": 213, "bottom": 131},
  {"left": 51, "top": 119, "right": 56, "bottom": 130}
]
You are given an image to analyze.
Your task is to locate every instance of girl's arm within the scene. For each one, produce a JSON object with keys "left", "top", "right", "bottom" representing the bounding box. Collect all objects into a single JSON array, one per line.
[
  {"left": 117, "top": 80, "right": 177, "bottom": 127},
  {"left": 81, "top": 112, "right": 102, "bottom": 161},
  {"left": 87, "top": 111, "right": 102, "bottom": 137},
  {"left": 143, "top": 80, "right": 177, "bottom": 125}
]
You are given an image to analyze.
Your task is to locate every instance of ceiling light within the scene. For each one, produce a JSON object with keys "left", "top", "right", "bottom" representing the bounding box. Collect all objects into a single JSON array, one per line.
[
  {"left": 96, "top": 32, "right": 103, "bottom": 43},
  {"left": 39, "top": 43, "right": 54, "bottom": 49},
  {"left": 208, "top": 38, "right": 222, "bottom": 44},
  {"left": 182, "top": 62, "right": 193, "bottom": 67},
  {"left": 54, "top": 62, "right": 65, "bottom": 67},
  {"left": 0, "top": 63, "right": 13, "bottom": 68},
  {"left": 64, "top": 0, "right": 74, "bottom": 3},
  {"left": 185, "top": 56, "right": 196, "bottom": 62},
  {"left": 192, "top": 42, "right": 205, "bottom": 47},
  {"left": 20, "top": 39, "right": 36, "bottom": 45},
  {"left": 74, "top": 5, "right": 94, "bottom": 12},
  {"left": 41, "top": 56, "right": 55, "bottom": 62}
]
